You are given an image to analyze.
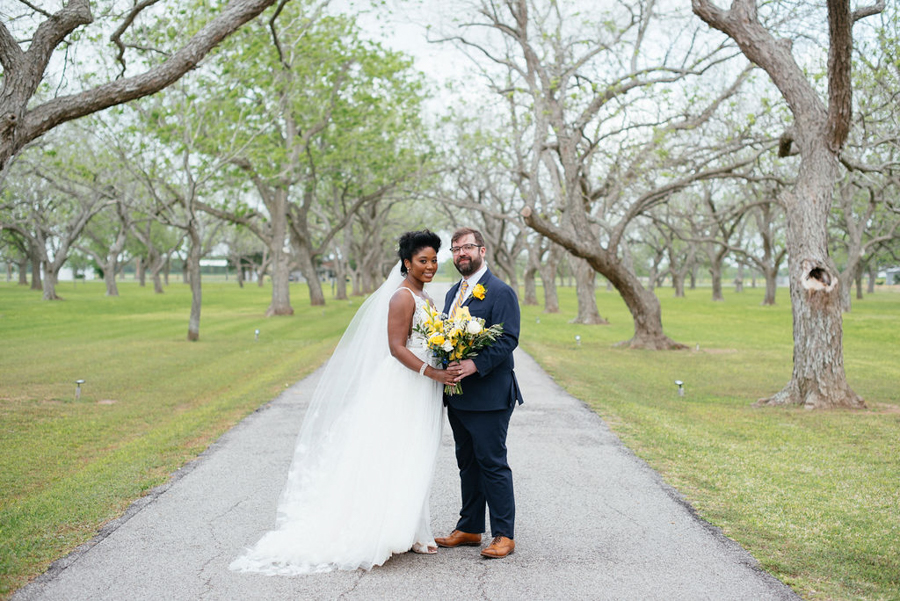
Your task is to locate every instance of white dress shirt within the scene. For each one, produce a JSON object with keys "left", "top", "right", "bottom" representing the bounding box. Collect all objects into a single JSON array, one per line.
[{"left": 452, "top": 262, "right": 489, "bottom": 310}]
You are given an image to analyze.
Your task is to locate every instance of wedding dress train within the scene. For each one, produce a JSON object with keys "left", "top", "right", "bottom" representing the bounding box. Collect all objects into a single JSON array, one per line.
[{"left": 230, "top": 267, "right": 443, "bottom": 575}]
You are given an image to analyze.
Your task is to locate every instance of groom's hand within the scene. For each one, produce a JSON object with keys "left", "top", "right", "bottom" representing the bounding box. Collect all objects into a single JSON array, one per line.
[{"left": 448, "top": 359, "right": 478, "bottom": 382}]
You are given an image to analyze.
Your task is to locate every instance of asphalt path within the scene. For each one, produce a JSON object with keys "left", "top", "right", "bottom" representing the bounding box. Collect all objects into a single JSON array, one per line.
[{"left": 14, "top": 333, "right": 799, "bottom": 600}]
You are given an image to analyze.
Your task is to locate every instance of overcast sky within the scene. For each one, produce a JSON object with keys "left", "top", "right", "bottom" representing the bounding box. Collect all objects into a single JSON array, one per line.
[{"left": 329, "top": 0, "right": 488, "bottom": 112}]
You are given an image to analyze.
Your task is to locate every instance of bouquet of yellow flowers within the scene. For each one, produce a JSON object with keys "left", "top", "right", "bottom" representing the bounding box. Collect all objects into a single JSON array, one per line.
[{"left": 415, "top": 304, "right": 504, "bottom": 395}]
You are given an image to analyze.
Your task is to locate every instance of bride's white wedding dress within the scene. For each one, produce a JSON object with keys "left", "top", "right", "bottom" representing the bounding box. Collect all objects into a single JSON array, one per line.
[{"left": 230, "top": 265, "right": 443, "bottom": 575}]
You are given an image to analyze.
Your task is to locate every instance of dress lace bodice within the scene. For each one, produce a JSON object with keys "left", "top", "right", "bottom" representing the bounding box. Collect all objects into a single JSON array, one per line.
[{"left": 397, "top": 288, "right": 436, "bottom": 363}]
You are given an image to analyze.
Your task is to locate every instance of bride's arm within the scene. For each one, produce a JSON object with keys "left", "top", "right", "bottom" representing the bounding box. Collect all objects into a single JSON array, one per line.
[{"left": 388, "top": 292, "right": 454, "bottom": 386}]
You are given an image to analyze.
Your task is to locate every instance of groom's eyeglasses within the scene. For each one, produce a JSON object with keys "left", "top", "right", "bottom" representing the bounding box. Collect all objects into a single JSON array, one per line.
[{"left": 450, "top": 244, "right": 483, "bottom": 255}]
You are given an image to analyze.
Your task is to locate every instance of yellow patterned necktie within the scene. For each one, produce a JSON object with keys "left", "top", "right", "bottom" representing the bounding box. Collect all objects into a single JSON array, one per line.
[{"left": 452, "top": 279, "right": 469, "bottom": 318}]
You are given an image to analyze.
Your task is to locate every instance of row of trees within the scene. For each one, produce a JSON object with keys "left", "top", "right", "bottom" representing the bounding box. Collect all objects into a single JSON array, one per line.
[
  {"left": 2, "top": 0, "right": 899, "bottom": 409},
  {"left": 429, "top": 0, "right": 899, "bottom": 409}
]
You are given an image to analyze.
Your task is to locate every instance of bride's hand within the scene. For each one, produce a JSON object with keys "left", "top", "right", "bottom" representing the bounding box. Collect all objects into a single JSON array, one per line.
[{"left": 429, "top": 365, "right": 456, "bottom": 386}]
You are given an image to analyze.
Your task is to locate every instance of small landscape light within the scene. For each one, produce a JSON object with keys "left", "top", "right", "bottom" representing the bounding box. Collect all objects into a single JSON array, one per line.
[
  {"left": 75, "top": 379, "right": 85, "bottom": 400},
  {"left": 255, "top": 328, "right": 260, "bottom": 341},
  {"left": 535, "top": 318, "right": 540, "bottom": 324},
  {"left": 575, "top": 335, "right": 581, "bottom": 347},
  {"left": 675, "top": 380, "right": 684, "bottom": 397}
]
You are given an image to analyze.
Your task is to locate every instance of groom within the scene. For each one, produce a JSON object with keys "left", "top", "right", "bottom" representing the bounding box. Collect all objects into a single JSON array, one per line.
[{"left": 437, "top": 227, "right": 523, "bottom": 559}]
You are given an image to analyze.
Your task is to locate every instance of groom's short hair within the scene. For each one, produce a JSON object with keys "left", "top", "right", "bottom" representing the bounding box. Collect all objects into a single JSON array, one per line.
[{"left": 451, "top": 227, "right": 485, "bottom": 247}]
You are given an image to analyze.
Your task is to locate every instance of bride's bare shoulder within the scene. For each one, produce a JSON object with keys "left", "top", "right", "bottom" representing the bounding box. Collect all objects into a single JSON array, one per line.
[{"left": 390, "top": 286, "right": 416, "bottom": 306}]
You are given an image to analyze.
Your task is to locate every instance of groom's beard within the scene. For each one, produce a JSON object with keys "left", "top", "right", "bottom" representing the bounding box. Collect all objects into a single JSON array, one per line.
[{"left": 454, "top": 253, "right": 483, "bottom": 277}]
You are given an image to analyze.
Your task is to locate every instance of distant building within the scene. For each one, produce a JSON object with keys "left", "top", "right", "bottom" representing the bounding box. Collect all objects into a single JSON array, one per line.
[{"left": 883, "top": 267, "right": 900, "bottom": 285}]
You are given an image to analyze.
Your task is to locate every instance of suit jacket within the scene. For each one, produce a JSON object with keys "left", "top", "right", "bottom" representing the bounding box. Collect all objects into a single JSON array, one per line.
[{"left": 443, "top": 268, "right": 524, "bottom": 411}]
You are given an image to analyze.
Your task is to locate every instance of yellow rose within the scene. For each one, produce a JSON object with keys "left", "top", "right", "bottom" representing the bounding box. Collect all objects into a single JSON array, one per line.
[
  {"left": 472, "top": 284, "right": 486, "bottom": 300},
  {"left": 429, "top": 333, "right": 445, "bottom": 346},
  {"left": 433, "top": 320, "right": 443, "bottom": 331}
]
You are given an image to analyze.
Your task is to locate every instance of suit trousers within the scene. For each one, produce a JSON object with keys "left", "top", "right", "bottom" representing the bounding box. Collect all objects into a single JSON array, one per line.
[{"left": 447, "top": 404, "right": 515, "bottom": 539}]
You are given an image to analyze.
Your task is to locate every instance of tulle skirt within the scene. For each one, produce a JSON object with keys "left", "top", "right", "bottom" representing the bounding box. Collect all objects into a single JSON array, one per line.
[{"left": 230, "top": 348, "right": 443, "bottom": 575}]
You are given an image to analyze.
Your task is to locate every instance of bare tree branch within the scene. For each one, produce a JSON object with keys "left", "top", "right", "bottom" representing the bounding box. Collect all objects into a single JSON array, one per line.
[
  {"left": 852, "top": 0, "right": 886, "bottom": 22},
  {"left": 109, "top": 0, "right": 164, "bottom": 78},
  {"left": 1, "top": 0, "right": 278, "bottom": 168}
]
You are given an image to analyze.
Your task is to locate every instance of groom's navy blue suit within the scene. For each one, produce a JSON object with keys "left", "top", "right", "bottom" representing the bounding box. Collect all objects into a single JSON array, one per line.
[{"left": 443, "top": 268, "right": 523, "bottom": 540}]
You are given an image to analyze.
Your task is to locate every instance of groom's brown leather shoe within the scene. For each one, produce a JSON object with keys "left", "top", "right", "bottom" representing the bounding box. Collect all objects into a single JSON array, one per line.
[
  {"left": 434, "top": 530, "right": 482, "bottom": 548},
  {"left": 480, "top": 536, "right": 515, "bottom": 558}
]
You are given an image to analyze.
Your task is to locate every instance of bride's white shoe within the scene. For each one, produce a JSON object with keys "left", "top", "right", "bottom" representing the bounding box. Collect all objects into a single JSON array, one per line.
[{"left": 411, "top": 542, "right": 438, "bottom": 555}]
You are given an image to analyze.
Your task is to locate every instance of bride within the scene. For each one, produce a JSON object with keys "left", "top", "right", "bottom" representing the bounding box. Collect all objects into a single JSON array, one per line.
[{"left": 230, "top": 230, "right": 455, "bottom": 575}]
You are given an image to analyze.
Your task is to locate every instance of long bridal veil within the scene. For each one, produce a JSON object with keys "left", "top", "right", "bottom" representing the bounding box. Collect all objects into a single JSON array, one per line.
[{"left": 282, "top": 262, "right": 405, "bottom": 497}]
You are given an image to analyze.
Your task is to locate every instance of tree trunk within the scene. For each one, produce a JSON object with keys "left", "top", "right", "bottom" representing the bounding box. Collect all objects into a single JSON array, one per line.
[
  {"left": 709, "top": 260, "right": 724, "bottom": 301},
  {"left": 837, "top": 255, "right": 858, "bottom": 313},
  {"left": 537, "top": 246, "right": 563, "bottom": 313},
  {"left": 569, "top": 257, "right": 607, "bottom": 325},
  {"left": 333, "top": 240, "right": 350, "bottom": 301},
  {"left": 41, "top": 261, "right": 60, "bottom": 300},
  {"left": 147, "top": 246, "right": 165, "bottom": 294},
  {"left": 522, "top": 265, "right": 538, "bottom": 305},
  {"left": 151, "top": 268, "right": 164, "bottom": 294},
  {"left": 866, "top": 264, "right": 875, "bottom": 294},
  {"left": 17, "top": 259, "right": 28, "bottom": 285},
  {"left": 673, "top": 272, "right": 685, "bottom": 297},
  {"left": 266, "top": 192, "right": 293, "bottom": 315},
  {"left": 267, "top": 249, "right": 293, "bottom": 316},
  {"left": 596, "top": 257, "right": 683, "bottom": 349},
  {"left": 734, "top": 264, "right": 744, "bottom": 293},
  {"left": 104, "top": 262, "right": 119, "bottom": 296},
  {"left": 30, "top": 251, "right": 42, "bottom": 290},
  {"left": 296, "top": 244, "right": 325, "bottom": 306},
  {"left": 333, "top": 259, "right": 347, "bottom": 300},
  {"left": 762, "top": 266, "right": 778, "bottom": 306},
  {"left": 541, "top": 267, "right": 560, "bottom": 313},
  {"left": 854, "top": 266, "right": 863, "bottom": 300},
  {"left": 136, "top": 256, "right": 146, "bottom": 287},
  {"left": 350, "top": 267, "right": 361, "bottom": 296},
  {"left": 689, "top": 265, "right": 697, "bottom": 290},
  {"left": 233, "top": 254, "right": 245, "bottom": 289},
  {"left": 187, "top": 231, "right": 202, "bottom": 341},
  {"left": 756, "top": 148, "right": 863, "bottom": 409},
  {"left": 286, "top": 205, "right": 327, "bottom": 305},
  {"left": 668, "top": 242, "right": 694, "bottom": 299}
]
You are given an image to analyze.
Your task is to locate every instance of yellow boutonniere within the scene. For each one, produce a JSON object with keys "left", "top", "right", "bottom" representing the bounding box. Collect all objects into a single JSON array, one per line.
[{"left": 472, "top": 284, "right": 486, "bottom": 300}]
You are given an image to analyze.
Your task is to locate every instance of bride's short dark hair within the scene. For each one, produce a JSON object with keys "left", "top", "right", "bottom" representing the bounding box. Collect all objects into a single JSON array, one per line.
[{"left": 398, "top": 230, "right": 442, "bottom": 274}]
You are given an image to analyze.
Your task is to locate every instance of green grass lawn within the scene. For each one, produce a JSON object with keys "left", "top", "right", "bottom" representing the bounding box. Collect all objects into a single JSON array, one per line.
[
  {"left": 519, "top": 285, "right": 900, "bottom": 601},
  {"left": 0, "top": 280, "right": 358, "bottom": 598},
  {"left": 1, "top": 279, "right": 898, "bottom": 600}
]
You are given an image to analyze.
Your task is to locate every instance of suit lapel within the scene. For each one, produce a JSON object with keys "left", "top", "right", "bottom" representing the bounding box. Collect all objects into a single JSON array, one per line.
[{"left": 445, "top": 280, "right": 462, "bottom": 314}]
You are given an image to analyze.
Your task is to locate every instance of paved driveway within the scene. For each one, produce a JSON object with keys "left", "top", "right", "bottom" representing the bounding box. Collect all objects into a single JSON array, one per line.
[{"left": 15, "top": 344, "right": 798, "bottom": 600}]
